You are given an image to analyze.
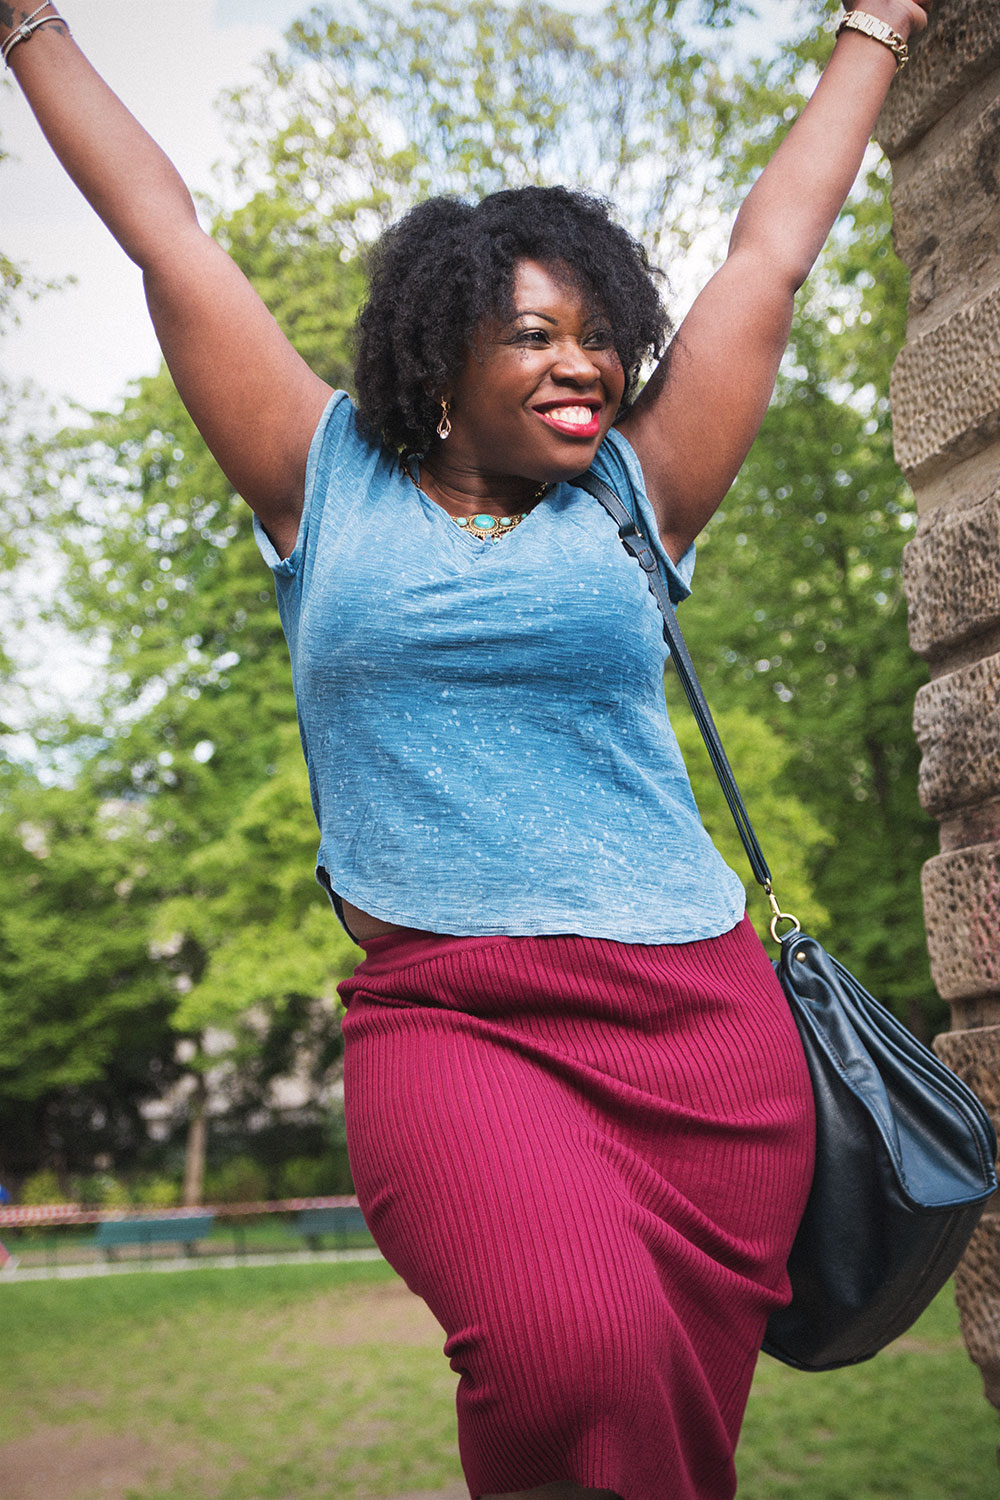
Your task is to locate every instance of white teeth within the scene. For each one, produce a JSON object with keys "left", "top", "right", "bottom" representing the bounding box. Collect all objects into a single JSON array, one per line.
[{"left": 545, "top": 406, "right": 593, "bottom": 424}]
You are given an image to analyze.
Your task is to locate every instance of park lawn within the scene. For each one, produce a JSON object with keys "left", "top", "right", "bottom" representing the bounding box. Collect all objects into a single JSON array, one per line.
[
  {"left": 739, "top": 1287, "right": 999, "bottom": 1499},
  {"left": 2, "top": 1260, "right": 997, "bottom": 1500},
  {"left": 1, "top": 1259, "right": 462, "bottom": 1500}
]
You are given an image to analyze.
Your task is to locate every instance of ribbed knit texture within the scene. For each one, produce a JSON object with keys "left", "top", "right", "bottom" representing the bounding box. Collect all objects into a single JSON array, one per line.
[{"left": 339, "top": 915, "right": 814, "bottom": 1500}]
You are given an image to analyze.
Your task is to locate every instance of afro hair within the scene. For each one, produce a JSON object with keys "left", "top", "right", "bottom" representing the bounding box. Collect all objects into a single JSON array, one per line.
[{"left": 353, "top": 185, "right": 671, "bottom": 454}]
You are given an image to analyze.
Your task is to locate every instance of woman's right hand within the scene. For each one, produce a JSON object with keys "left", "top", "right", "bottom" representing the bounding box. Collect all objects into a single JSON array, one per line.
[{"left": 3, "top": 4, "right": 332, "bottom": 558}]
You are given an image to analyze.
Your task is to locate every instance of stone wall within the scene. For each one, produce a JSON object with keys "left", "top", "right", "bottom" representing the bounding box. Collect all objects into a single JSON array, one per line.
[{"left": 877, "top": 0, "right": 1000, "bottom": 1425}]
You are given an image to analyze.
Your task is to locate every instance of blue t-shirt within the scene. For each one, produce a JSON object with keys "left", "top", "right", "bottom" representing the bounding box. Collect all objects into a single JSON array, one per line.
[{"left": 255, "top": 392, "right": 745, "bottom": 943}]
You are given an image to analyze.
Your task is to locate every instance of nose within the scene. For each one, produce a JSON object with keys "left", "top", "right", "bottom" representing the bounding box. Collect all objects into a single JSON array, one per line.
[{"left": 551, "top": 337, "right": 601, "bottom": 385}]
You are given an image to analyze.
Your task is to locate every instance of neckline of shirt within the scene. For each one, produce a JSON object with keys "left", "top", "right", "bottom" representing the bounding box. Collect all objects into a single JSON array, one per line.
[{"left": 401, "top": 458, "right": 561, "bottom": 556}]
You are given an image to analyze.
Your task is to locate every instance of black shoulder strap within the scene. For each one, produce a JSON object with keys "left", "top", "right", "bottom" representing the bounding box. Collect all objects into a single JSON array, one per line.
[{"left": 573, "top": 469, "right": 781, "bottom": 910}]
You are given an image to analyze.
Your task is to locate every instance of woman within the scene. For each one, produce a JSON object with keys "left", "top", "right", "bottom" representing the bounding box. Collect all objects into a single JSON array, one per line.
[{"left": 4, "top": 3, "right": 931, "bottom": 1497}]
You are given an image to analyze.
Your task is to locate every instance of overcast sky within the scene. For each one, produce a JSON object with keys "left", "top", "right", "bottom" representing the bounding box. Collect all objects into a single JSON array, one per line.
[{"left": 2, "top": 0, "right": 313, "bottom": 414}]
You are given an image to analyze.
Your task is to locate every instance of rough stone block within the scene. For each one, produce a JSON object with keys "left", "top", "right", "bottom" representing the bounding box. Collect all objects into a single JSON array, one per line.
[
  {"left": 934, "top": 1022, "right": 1000, "bottom": 1120},
  {"left": 878, "top": 2, "right": 1000, "bottom": 159},
  {"left": 889, "top": 94, "right": 1000, "bottom": 318},
  {"left": 902, "top": 493, "right": 1000, "bottom": 655},
  {"left": 914, "top": 653, "right": 1000, "bottom": 817},
  {"left": 950, "top": 995, "right": 1000, "bottom": 1031},
  {"left": 922, "top": 843, "right": 1000, "bottom": 1000},
  {"left": 936, "top": 1024, "right": 1000, "bottom": 1393},
  {"left": 934, "top": 1027, "right": 1000, "bottom": 1411},
  {"left": 954, "top": 1214, "right": 1000, "bottom": 1404},
  {"left": 911, "top": 445, "right": 1000, "bottom": 523},
  {"left": 891, "top": 288, "right": 1000, "bottom": 480},
  {"left": 942, "top": 797, "right": 1000, "bottom": 858}
]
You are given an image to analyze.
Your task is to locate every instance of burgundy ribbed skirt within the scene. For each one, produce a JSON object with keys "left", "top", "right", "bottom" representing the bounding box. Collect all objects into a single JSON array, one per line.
[{"left": 339, "top": 915, "right": 814, "bottom": 1500}]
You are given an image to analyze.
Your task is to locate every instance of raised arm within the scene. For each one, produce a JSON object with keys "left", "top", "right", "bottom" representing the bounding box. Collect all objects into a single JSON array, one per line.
[
  {"left": 2, "top": 4, "right": 333, "bottom": 558},
  {"left": 618, "top": 1, "right": 931, "bottom": 564}
]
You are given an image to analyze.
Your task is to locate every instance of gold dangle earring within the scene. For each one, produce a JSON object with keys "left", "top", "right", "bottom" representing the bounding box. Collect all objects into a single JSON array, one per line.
[{"left": 436, "top": 397, "right": 452, "bottom": 440}]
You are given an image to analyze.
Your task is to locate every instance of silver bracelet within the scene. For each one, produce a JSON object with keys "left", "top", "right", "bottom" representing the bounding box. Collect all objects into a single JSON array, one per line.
[
  {"left": 836, "top": 11, "right": 910, "bottom": 72},
  {"left": 2, "top": 6, "right": 69, "bottom": 68}
]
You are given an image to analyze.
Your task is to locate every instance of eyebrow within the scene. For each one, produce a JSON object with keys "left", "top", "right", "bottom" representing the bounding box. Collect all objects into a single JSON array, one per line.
[{"left": 510, "top": 308, "right": 606, "bottom": 326}]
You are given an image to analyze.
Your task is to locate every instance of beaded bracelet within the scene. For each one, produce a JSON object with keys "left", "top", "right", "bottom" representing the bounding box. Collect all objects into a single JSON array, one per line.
[
  {"left": 836, "top": 10, "right": 909, "bottom": 71},
  {"left": 2, "top": 5, "right": 69, "bottom": 68}
]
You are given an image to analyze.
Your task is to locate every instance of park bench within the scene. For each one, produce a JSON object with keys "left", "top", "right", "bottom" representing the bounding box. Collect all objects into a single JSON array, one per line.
[
  {"left": 92, "top": 1213, "right": 215, "bottom": 1261},
  {"left": 294, "top": 1205, "right": 372, "bottom": 1251}
]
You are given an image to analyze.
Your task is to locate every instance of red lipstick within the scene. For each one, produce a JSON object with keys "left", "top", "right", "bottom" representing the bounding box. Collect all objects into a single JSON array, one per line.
[{"left": 532, "top": 402, "right": 602, "bottom": 439}]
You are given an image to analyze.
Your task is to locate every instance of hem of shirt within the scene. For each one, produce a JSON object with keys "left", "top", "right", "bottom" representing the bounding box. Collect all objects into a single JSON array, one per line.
[{"left": 318, "top": 867, "right": 748, "bottom": 947}]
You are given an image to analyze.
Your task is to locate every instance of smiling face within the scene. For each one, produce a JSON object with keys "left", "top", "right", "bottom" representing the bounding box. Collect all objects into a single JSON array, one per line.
[{"left": 438, "top": 259, "right": 626, "bottom": 492}]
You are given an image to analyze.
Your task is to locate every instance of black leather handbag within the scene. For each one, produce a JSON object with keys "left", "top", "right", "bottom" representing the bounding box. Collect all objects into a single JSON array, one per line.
[{"left": 577, "top": 469, "right": 998, "bottom": 1371}]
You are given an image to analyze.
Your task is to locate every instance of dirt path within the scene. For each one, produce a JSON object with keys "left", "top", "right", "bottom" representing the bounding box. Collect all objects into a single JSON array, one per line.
[
  {"left": 1, "top": 1421, "right": 470, "bottom": 1500},
  {"left": 0, "top": 1429, "right": 171, "bottom": 1500},
  {"left": 1, "top": 1427, "right": 470, "bottom": 1500},
  {"left": 384, "top": 1490, "right": 469, "bottom": 1499}
]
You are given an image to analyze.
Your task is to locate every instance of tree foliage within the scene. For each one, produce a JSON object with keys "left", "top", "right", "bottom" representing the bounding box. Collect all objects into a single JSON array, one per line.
[
  {"left": 0, "top": 766, "right": 181, "bottom": 1175},
  {"left": 220, "top": 0, "right": 748, "bottom": 271}
]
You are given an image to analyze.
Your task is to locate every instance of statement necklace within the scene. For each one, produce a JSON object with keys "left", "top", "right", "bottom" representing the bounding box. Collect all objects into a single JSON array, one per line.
[
  {"left": 453, "top": 511, "right": 527, "bottom": 542},
  {"left": 401, "top": 458, "right": 545, "bottom": 544}
]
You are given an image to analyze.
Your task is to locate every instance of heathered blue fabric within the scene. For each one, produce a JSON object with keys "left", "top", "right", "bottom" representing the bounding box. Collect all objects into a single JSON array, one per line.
[{"left": 254, "top": 391, "right": 746, "bottom": 942}]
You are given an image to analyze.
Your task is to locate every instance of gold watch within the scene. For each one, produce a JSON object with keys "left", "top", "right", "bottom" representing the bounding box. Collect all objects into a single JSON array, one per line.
[{"left": 837, "top": 10, "right": 910, "bottom": 71}]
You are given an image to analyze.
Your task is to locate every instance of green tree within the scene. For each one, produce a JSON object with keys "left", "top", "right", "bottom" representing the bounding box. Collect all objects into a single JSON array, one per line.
[
  {"left": 38, "top": 379, "right": 354, "bottom": 1195},
  {"left": 1, "top": 117, "right": 73, "bottom": 740},
  {"left": 0, "top": 767, "right": 181, "bottom": 1181},
  {"left": 220, "top": 0, "right": 749, "bottom": 270},
  {"left": 673, "top": 703, "right": 831, "bottom": 941}
]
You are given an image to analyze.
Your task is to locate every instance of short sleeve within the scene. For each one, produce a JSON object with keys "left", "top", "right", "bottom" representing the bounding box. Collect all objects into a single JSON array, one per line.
[
  {"left": 253, "top": 390, "right": 356, "bottom": 578},
  {"left": 589, "top": 427, "right": 696, "bottom": 604}
]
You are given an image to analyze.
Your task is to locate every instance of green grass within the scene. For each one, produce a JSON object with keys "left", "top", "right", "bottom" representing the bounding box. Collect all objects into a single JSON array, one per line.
[
  {"left": 2, "top": 1263, "right": 996, "bottom": 1499},
  {"left": 739, "top": 1291, "right": 999, "bottom": 1499},
  {"left": 2, "top": 1259, "right": 460, "bottom": 1500}
]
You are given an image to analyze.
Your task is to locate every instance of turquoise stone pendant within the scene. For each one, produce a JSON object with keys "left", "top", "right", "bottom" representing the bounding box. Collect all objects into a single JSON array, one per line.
[{"left": 454, "top": 512, "right": 527, "bottom": 542}]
